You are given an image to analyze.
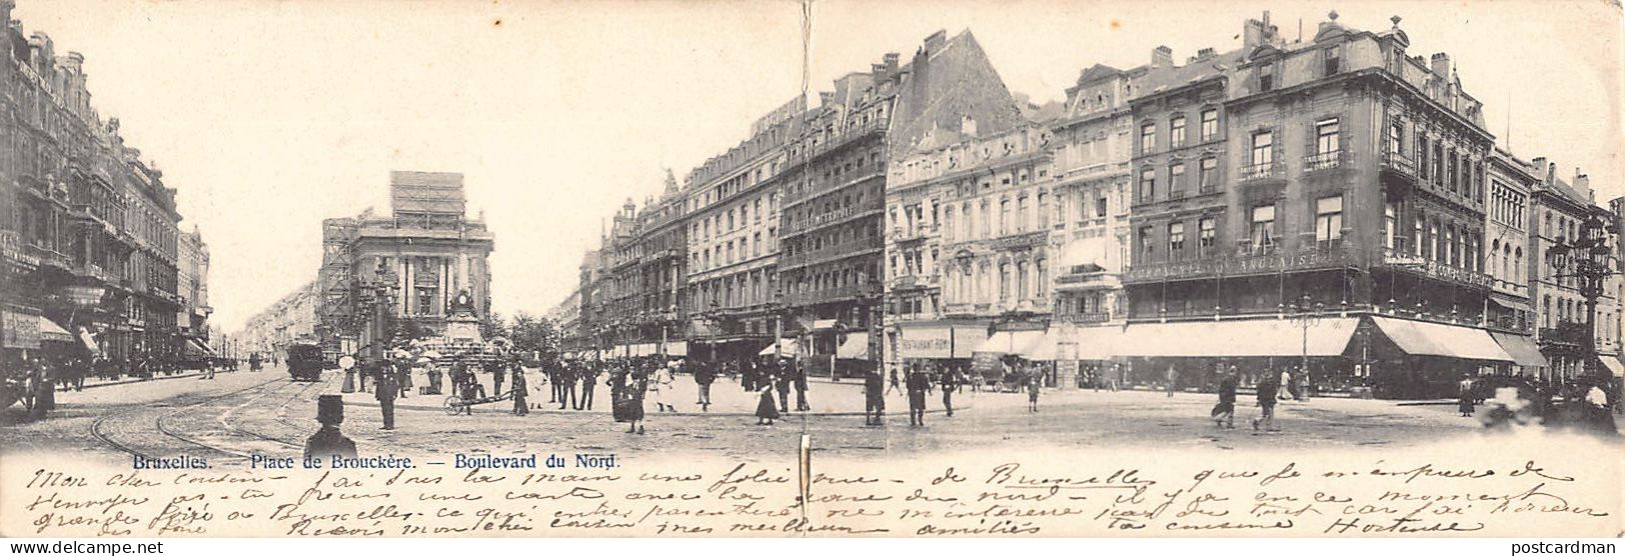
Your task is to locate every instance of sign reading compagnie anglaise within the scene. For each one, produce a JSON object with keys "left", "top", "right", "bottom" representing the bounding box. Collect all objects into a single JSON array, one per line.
[{"left": 1123, "top": 246, "right": 1352, "bottom": 282}]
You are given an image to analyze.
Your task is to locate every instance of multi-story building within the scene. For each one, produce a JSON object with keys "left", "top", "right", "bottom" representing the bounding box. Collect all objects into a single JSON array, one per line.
[
  {"left": 783, "top": 30, "right": 1027, "bottom": 375},
  {"left": 2, "top": 1, "right": 191, "bottom": 373},
  {"left": 889, "top": 121, "right": 1059, "bottom": 376},
  {"left": 238, "top": 281, "right": 319, "bottom": 362},
  {"left": 1120, "top": 12, "right": 1506, "bottom": 398},
  {"left": 315, "top": 171, "right": 495, "bottom": 361},
  {"left": 682, "top": 102, "right": 795, "bottom": 366},
  {"left": 1529, "top": 159, "right": 1620, "bottom": 383},
  {"left": 1046, "top": 63, "right": 1140, "bottom": 385},
  {"left": 176, "top": 225, "right": 213, "bottom": 359},
  {"left": 1483, "top": 148, "right": 1543, "bottom": 374},
  {"left": 594, "top": 174, "right": 690, "bottom": 359}
]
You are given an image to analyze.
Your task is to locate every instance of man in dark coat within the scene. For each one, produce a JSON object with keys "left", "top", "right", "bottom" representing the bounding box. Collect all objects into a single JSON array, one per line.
[
  {"left": 579, "top": 362, "right": 598, "bottom": 411},
  {"left": 939, "top": 364, "right": 960, "bottom": 418},
  {"left": 774, "top": 358, "right": 792, "bottom": 411},
  {"left": 511, "top": 364, "right": 529, "bottom": 415},
  {"left": 1252, "top": 373, "right": 1280, "bottom": 431},
  {"left": 304, "top": 394, "right": 358, "bottom": 460},
  {"left": 557, "top": 363, "right": 578, "bottom": 410},
  {"left": 374, "top": 360, "right": 399, "bottom": 430},
  {"left": 694, "top": 360, "right": 715, "bottom": 411},
  {"left": 906, "top": 365, "right": 932, "bottom": 426},
  {"left": 864, "top": 366, "right": 885, "bottom": 426},
  {"left": 792, "top": 358, "right": 810, "bottom": 412}
]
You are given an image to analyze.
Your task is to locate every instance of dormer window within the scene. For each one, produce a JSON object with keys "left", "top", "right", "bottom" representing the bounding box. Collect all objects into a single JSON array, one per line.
[
  {"left": 1259, "top": 62, "right": 1276, "bottom": 92},
  {"left": 1324, "top": 47, "right": 1341, "bottom": 75}
]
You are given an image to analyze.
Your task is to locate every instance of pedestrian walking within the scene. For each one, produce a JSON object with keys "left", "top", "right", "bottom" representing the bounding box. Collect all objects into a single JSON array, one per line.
[
  {"left": 304, "top": 395, "right": 358, "bottom": 460},
  {"left": 1212, "top": 371, "right": 1237, "bottom": 429},
  {"left": 426, "top": 364, "right": 443, "bottom": 395},
  {"left": 1165, "top": 365, "right": 1178, "bottom": 398},
  {"left": 612, "top": 366, "right": 646, "bottom": 434},
  {"left": 694, "top": 360, "right": 715, "bottom": 411},
  {"left": 792, "top": 358, "right": 810, "bottom": 412},
  {"left": 454, "top": 363, "right": 477, "bottom": 416},
  {"left": 1457, "top": 377, "right": 1476, "bottom": 417},
  {"left": 1277, "top": 369, "right": 1292, "bottom": 401},
  {"left": 1252, "top": 373, "right": 1280, "bottom": 431},
  {"left": 651, "top": 362, "right": 676, "bottom": 413},
  {"left": 774, "top": 358, "right": 792, "bottom": 411},
  {"left": 887, "top": 366, "right": 901, "bottom": 396},
  {"left": 395, "top": 358, "right": 412, "bottom": 399},
  {"left": 512, "top": 365, "right": 529, "bottom": 416},
  {"left": 864, "top": 366, "right": 885, "bottom": 426},
  {"left": 755, "top": 375, "right": 780, "bottom": 426},
  {"left": 374, "top": 361, "right": 399, "bottom": 430},
  {"left": 580, "top": 362, "right": 598, "bottom": 411},
  {"left": 1026, "top": 370, "right": 1041, "bottom": 413},
  {"left": 906, "top": 365, "right": 931, "bottom": 426},
  {"left": 490, "top": 360, "right": 505, "bottom": 398},
  {"left": 558, "top": 363, "right": 578, "bottom": 410},
  {"left": 940, "top": 364, "right": 960, "bottom": 418}
]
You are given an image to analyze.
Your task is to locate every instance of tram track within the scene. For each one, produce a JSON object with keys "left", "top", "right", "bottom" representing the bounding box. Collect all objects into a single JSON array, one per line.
[{"left": 87, "top": 376, "right": 304, "bottom": 462}]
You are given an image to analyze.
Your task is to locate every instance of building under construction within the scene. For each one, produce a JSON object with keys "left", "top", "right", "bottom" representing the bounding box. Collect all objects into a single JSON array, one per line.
[{"left": 316, "top": 171, "right": 496, "bottom": 360}]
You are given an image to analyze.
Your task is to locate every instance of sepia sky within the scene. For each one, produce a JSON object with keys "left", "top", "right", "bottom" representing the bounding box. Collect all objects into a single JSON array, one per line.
[{"left": 14, "top": 0, "right": 1620, "bottom": 332}]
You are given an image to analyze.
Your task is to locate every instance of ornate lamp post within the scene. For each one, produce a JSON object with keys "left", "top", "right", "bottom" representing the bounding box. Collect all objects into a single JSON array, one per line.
[
  {"left": 1547, "top": 214, "right": 1619, "bottom": 385},
  {"left": 1286, "top": 293, "right": 1324, "bottom": 399}
]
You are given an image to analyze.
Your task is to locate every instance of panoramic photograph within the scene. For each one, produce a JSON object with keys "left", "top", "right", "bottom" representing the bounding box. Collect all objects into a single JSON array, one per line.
[{"left": 0, "top": 0, "right": 1619, "bottom": 541}]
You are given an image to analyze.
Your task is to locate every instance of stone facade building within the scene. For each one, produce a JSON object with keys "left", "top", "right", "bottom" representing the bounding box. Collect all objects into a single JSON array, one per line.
[
  {"left": 315, "top": 171, "right": 495, "bottom": 360},
  {"left": 2, "top": 0, "right": 199, "bottom": 373}
]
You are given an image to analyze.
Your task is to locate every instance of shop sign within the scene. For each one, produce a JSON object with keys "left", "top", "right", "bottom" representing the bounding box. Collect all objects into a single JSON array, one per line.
[
  {"left": 2, "top": 310, "right": 41, "bottom": 349},
  {"left": 896, "top": 326, "right": 951, "bottom": 358}
]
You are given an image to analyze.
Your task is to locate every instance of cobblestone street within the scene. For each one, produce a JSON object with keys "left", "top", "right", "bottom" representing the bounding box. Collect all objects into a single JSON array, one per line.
[{"left": 7, "top": 365, "right": 1573, "bottom": 468}]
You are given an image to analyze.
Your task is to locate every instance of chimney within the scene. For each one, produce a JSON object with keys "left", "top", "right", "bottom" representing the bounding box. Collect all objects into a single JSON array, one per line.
[
  {"left": 818, "top": 91, "right": 834, "bottom": 107},
  {"left": 1430, "top": 53, "right": 1451, "bottom": 78},
  {"left": 1, "top": 0, "right": 12, "bottom": 26},
  {"left": 1152, "top": 45, "right": 1173, "bottom": 66},
  {"left": 923, "top": 29, "right": 947, "bottom": 53},
  {"left": 1197, "top": 47, "right": 1216, "bottom": 60},
  {"left": 1547, "top": 162, "right": 1557, "bottom": 185},
  {"left": 61, "top": 51, "right": 83, "bottom": 73},
  {"left": 884, "top": 52, "right": 899, "bottom": 74},
  {"left": 1575, "top": 169, "right": 1591, "bottom": 197}
]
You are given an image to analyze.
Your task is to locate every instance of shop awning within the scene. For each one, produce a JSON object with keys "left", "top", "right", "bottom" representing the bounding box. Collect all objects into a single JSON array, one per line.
[
  {"left": 664, "top": 341, "right": 687, "bottom": 357},
  {"left": 757, "top": 338, "right": 797, "bottom": 357},
  {"left": 1019, "top": 330, "right": 1063, "bottom": 361},
  {"left": 1599, "top": 356, "right": 1625, "bottom": 378},
  {"left": 1370, "top": 317, "right": 1512, "bottom": 362},
  {"left": 181, "top": 337, "right": 215, "bottom": 358},
  {"left": 77, "top": 327, "right": 102, "bottom": 357},
  {"left": 951, "top": 325, "right": 988, "bottom": 358},
  {"left": 973, "top": 330, "right": 1045, "bottom": 355},
  {"left": 1059, "top": 237, "right": 1108, "bottom": 270},
  {"left": 836, "top": 335, "right": 869, "bottom": 360},
  {"left": 38, "top": 317, "right": 72, "bottom": 343},
  {"left": 1072, "top": 325, "right": 1124, "bottom": 360},
  {"left": 1490, "top": 331, "right": 1548, "bottom": 367},
  {"left": 1115, "top": 318, "right": 1359, "bottom": 358},
  {"left": 896, "top": 325, "right": 953, "bottom": 358}
]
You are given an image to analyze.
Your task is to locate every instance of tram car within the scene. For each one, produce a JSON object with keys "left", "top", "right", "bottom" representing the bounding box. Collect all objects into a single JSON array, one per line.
[{"left": 287, "top": 342, "right": 326, "bottom": 382}]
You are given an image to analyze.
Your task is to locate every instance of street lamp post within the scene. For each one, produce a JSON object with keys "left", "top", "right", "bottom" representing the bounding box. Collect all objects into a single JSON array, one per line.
[
  {"left": 1287, "top": 293, "right": 1323, "bottom": 399},
  {"left": 1547, "top": 214, "right": 1620, "bottom": 387}
]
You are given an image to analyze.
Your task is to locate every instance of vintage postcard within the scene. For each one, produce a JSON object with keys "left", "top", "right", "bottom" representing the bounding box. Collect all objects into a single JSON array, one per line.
[{"left": 1, "top": 0, "right": 1621, "bottom": 540}]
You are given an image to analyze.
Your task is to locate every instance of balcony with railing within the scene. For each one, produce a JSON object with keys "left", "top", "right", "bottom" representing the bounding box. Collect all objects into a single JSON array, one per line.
[
  {"left": 1303, "top": 149, "right": 1347, "bottom": 173},
  {"left": 778, "top": 238, "right": 884, "bottom": 270},
  {"left": 1238, "top": 160, "right": 1284, "bottom": 183},
  {"left": 1377, "top": 247, "right": 1494, "bottom": 289},
  {"left": 782, "top": 204, "right": 882, "bottom": 237},
  {"left": 783, "top": 284, "right": 872, "bottom": 307},
  {"left": 889, "top": 222, "right": 935, "bottom": 243},
  {"left": 782, "top": 164, "right": 888, "bottom": 207},
  {"left": 1380, "top": 148, "right": 1417, "bottom": 183}
]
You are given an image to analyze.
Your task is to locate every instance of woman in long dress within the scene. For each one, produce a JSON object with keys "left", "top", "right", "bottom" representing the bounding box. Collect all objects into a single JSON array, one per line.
[{"left": 755, "top": 375, "right": 780, "bottom": 425}]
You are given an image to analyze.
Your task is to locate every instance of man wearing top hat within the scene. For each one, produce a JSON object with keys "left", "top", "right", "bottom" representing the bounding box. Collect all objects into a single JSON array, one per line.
[{"left": 304, "top": 394, "right": 358, "bottom": 460}]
